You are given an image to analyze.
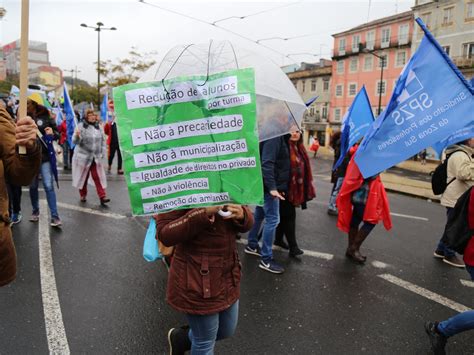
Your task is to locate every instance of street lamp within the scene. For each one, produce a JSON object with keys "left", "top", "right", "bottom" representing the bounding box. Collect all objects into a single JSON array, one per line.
[
  {"left": 360, "top": 44, "right": 385, "bottom": 115},
  {"left": 80, "top": 22, "right": 116, "bottom": 106},
  {"left": 64, "top": 67, "right": 81, "bottom": 102}
]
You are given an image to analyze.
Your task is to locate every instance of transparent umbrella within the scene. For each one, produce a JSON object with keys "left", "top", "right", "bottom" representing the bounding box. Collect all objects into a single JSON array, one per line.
[{"left": 139, "top": 40, "right": 306, "bottom": 141}]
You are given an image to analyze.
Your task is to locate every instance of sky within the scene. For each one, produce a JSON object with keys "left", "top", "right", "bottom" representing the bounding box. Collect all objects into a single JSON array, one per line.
[{"left": 0, "top": 0, "right": 413, "bottom": 85}]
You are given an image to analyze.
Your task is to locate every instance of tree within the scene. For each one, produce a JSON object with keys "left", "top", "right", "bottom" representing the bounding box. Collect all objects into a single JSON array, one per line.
[
  {"left": 0, "top": 74, "right": 19, "bottom": 95},
  {"left": 99, "top": 47, "right": 157, "bottom": 88},
  {"left": 74, "top": 86, "right": 97, "bottom": 104}
]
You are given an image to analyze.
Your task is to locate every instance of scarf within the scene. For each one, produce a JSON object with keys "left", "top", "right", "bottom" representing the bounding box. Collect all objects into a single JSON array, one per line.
[{"left": 288, "top": 140, "right": 316, "bottom": 207}]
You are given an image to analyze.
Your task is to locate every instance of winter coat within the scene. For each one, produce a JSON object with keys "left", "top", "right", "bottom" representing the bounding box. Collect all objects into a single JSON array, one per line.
[
  {"left": 0, "top": 108, "right": 41, "bottom": 286},
  {"left": 154, "top": 207, "right": 253, "bottom": 315},
  {"left": 58, "top": 120, "right": 67, "bottom": 145},
  {"left": 441, "top": 144, "right": 473, "bottom": 208},
  {"left": 463, "top": 188, "right": 474, "bottom": 267},
  {"left": 336, "top": 147, "right": 392, "bottom": 233},
  {"left": 71, "top": 121, "right": 107, "bottom": 189},
  {"left": 104, "top": 121, "right": 119, "bottom": 147},
  {"left": 260, "top": 135, "right": 290, "bottom": 193}
]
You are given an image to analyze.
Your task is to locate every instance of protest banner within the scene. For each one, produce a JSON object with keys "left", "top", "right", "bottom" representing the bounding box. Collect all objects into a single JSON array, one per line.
[
  {"left": 355, "top": 18, "right": 474, "bottom": 178},
  {"left": 333, "top": 86, "right": 374, "bottom": 171},
  {"left": 113, "top": 68, "right": 263, "bottom": 215}
]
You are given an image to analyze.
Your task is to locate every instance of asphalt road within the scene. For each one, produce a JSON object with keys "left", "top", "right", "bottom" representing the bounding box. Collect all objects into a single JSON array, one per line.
[{"left": 0, "top": 158, "right": 472, "bottom": 354}]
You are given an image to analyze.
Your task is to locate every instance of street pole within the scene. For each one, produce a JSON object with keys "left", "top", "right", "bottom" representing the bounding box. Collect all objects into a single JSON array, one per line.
[
  {"left": 378, "top": 56, "right": 384, "bottom": 115},
  {"left": 80, "top": 22, "right": 116, "bottom": 108}
]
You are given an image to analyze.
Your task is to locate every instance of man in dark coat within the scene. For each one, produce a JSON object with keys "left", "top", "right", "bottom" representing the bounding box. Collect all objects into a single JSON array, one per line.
[{"left": 245, "top": 135, "right": 290, "bottom": 274}]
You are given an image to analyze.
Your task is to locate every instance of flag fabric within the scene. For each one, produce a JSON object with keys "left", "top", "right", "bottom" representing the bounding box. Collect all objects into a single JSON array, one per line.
[
  {"left": 470, "top": 77, "right": 474, "bottom": 89},
  {"left": 355, "top": 18, "right": 474, "bottom": 178},
  {"left": 100, "top": 93, "right": 108, "bottom": 122},
  {"left": 53, "top": 105, "right": 64, "bottom": 126},
  {"left": 333, "top": 86, "right": 374, "bottom": 171},
  {"left": 10, "top": 85, "right": 20, "bottom": 97},
  {"left": 305, "top": 96, "right": 319, "bottom": 107},
  {"left": 44, "top": 134, "right": 59, "bottom": 188},
  {"left": 431, "top": 124, "right": 474, "bottom": 157},
  {"left": 63, "top": 82, "right": 77, "bottom": 149}
]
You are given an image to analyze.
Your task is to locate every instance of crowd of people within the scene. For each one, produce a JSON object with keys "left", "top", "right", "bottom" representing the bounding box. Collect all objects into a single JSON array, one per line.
[{"left": 0, "top": 93, "right": 472, "bottom": 354}]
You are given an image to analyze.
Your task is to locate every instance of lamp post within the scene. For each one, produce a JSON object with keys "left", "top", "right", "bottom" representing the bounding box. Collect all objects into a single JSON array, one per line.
[
  {"left": 361, "top": 44, "right": 385, "bottom": 115},
  {"left": 80, "top": 22, "right": 116, "bottom": 106},
  {"left": 64, "top": 66, "right": 81, "bottom": 102}
]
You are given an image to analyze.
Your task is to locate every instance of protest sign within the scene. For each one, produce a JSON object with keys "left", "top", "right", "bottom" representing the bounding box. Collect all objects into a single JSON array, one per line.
[
  {"left": 355, "top": 18, "right": 474, "bottom": 178},
  {"left": 113, "top": 68, "right": 263, "bottom": 215}
]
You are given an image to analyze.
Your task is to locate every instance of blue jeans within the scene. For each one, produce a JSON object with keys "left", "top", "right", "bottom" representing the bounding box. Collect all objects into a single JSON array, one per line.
[
  {"left": 328, "top": 177, "right": 343, "bottom": 211},
  {"left": 247, "top": 192, "right": 280, "bottom": 262},
  {"left": 438, "top": 311, "right": 474, "bottom": 337},
  {"left": 29, "top": 162, "right": 59, "bottom": 219},
  {"left": 186, "top": 301, "right": 239, "bottom": 355},
  {"left": 437, "top": 207, "right": 455, "bottom": 258}
]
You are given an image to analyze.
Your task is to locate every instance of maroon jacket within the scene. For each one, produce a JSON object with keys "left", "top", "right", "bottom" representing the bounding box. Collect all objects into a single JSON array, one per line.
[{"left": 155, "top": 207, "right": 253, "bottom": 315}]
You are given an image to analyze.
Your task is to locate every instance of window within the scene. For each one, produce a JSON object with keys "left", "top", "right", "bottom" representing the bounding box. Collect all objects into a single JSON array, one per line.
[
  {"left": 398, "top": 24, "right": 409, "bottom": 45},
  {"left": 352, "top": 34, "right": 361, "bottom": 52},
  {"left": 443, "top": 7, "right": 454, "bottom": 26},
  {"left": 467, "top": 2, "right": 474, "bottom": 20},
  {"left": 381, "top": 28, "right": 391, "bottom": 48},
  {"left": 339, "top": 38, "right": 346, "bottom": 55},
  {"left": 310, "top": 107, "right": 315, "bottom": 116},
  {"left": 302, "top": 80, "right": 305, "bottom": 92},
  {"left": 442, "top": 45, "right": 450, "bottom": 55},
  {"left": 376, "top": 80, "right": 387, "bottom": 96},
  {"left": 348, "top": 83, "right": 357, "bottom": 96},
  {"left": 334, "top": 108, "right": 342, "bottom": 122},
  {"left": 366, "top": 30, "right": 375, "bottom": 50},
  {"left": 378, "top": 53, "right": 388, "bottom": 68},
  {"left": 462, "top": 42, "right": 474, "bottom": 58},
  {"left": 337, "top": 60, "right": 344, "bottom": 74},
  {"left": 335, "top": 84, "right": 343, "bottom": 97},
  {"left": 364, "top": 55, "right": 373, "bottom": 71},
  {"left": 349, "top": 58, "right": 358, "bottom": 72},
  {"left": 396, "top": 51, "right": 406, "bottom": 67},
  {"left": 422, "top": 12, "right": 432, "bottom": 28},
  {"left": 292, "top": 80, "right": 297, "bottom": 88},
  {"left": 311, "top": 80, "right": 317, "bottom": 91},
  {"left": 322, "top": 104, "right": 328, "bottom": 119},
  {"left": 323, "top": 78, "right": 329, "bottom": 91}
]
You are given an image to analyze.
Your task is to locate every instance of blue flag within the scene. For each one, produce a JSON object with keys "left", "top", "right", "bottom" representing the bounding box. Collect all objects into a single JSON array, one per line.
[
  {"left": 431, "top": 123, "right": 474, "bottom": 157},
  {"left": 355, "top": 18, "right": 474, "bottom": 178},
  {"left": 333, "top": 86, "right": 374, "bottom": 170},
  {"left": 63, "top": 82, "right": 77, "bottom": 149},
  {"left": 53, "top": 105, "right": 63, "bottom": 126},
  {"left": 100, "top": 93, "right": 108, "bottom": 122}
]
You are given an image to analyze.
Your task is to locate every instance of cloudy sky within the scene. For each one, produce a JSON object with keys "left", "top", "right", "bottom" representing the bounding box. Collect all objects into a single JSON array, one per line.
[{"left": 1, "top": 0, "right": 412, "bottom": 84}]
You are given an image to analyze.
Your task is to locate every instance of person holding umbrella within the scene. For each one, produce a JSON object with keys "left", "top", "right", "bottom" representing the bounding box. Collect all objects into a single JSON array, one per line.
[{"left": 72, "top": 109, "right": 110, "bottom": 206}]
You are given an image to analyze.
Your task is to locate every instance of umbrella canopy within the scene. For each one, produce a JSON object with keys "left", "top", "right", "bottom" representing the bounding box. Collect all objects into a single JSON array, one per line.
[
  {"left": 28, "top": 91, "right": 52, "bottom": 109},
  {"left": 139, "top": 40, "right": 306, "bottom": 142}
]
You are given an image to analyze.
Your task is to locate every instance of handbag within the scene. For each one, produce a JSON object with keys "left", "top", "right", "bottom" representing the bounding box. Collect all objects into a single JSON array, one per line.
[{"left": 143, "top": 218, "right": 162, "bottom": 262}]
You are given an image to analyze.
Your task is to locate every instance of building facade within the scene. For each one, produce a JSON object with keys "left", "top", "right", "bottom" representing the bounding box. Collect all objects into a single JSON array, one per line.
[
  {"left": 29, "top": 65, "right": 63, "bottom": 90},
  {"left": 3, "top": 40, "right": 51, "bottom": 75},
  {"left": 412, "top": 0, "right": 474, "bottom": 79},
  {"left": 331, "top": 11, "right": 414, "bottom": 123},
  {"left": 287, "top": 60, "right": 332, "bottom": 146},
  {"left": 0, "top": 47, "right": 6, "bottom": 81}
]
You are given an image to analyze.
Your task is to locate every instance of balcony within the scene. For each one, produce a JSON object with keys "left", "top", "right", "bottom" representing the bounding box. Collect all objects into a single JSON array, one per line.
[
  {"left": 303, "top": 112, "right": 327, "bottom": 124},
  {"left": 452, "top": 56, "right": 474, "bottom": 69}
]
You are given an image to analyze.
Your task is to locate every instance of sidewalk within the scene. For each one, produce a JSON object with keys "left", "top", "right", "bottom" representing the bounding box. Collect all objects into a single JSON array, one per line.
[{"left": 314, "top": 146, "right": 440, "bottom": 201}]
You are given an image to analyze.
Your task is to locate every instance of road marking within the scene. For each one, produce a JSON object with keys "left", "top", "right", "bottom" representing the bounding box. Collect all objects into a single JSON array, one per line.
[
  {"left": 38, "top": 200, "right": 70, "bottom": 354},
  {"left": 237, "top": 238, "right": 334, "bottom": 261},
  {"left": 460, "top": 279, "right": 474, "bottom": 288},
  {"left": 378, "top": 273, "right": 471, "bottom": 313},
  {"left": 371, "top": 260, "right": 389, "bottom": 269},
  {"left": 389, "top": 212, "right": 429, "bottom": 221},
  {"left": 56, "top": 201, "right": 126, "bottom": 220}
]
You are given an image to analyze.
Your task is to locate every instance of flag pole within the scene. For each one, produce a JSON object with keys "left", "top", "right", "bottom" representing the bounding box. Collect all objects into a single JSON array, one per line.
[{"left": 18, "top": 0, "right": 30, "bottom": 155}]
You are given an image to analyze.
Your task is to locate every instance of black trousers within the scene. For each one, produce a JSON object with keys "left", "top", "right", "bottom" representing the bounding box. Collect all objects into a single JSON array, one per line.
[
  {"left": 7, "top": 183, "right": 22, "bottom": 215},
  {"left": 275, "top": 199, "right": 298, "bottom": 248},
  {"left": 108, "top": 144, "right": 122, "bottom": 170}
]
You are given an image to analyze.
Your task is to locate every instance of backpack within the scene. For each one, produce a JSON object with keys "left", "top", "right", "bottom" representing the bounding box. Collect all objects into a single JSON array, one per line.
[
  {"left": 445, "top": 187, "right": 473, "bottom": 254},
  {"left": 431, "top": 150, "right": 467, "bottom": 195}
]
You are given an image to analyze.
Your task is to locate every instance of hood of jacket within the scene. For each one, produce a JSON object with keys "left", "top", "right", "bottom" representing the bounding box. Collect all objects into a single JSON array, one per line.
[{"left": 445, "top": 144, "right": 473, "bottom": 157}]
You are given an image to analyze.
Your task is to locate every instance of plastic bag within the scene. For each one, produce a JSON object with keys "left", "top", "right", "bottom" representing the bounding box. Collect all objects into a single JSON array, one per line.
[{"left": 143, "top": 218, "right": 162, "bottom": 262}]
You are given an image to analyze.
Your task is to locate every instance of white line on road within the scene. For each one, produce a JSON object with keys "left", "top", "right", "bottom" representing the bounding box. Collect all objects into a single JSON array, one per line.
[
  {"left": 56, "top": 201, "right": 126, "bottom": 220},
  {"left": 389, "top": 212, "right": 429, "bottom": 221},
  {"left": 378, "top": 273, "right": 472, "bottom": 313},
  {"left": 371, "top": 260, "right": 390, "bottom": 269},
  {"left": 38, "top": 200, "right": 70, "bottom": 354},
  {"left": 460, "top": 279, "right": 474, "bottom": 288},
  {"left": 237, "top": 238, "right": 334, "bottom": 261}
]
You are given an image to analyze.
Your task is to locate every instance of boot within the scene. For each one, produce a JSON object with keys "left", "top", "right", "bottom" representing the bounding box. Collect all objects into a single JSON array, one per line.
[
  {"left": 349, "top": 228, "right": 371, "bottom": 263},
  {"left": 168, "top": 325, "right": 191, "bottom": 355},
  {"left": 345, "top": 227, "right": 358, "bottom": 259}
]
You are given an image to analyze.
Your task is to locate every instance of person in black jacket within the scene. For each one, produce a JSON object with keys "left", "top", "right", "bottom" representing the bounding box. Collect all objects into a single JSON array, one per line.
[
  {"left": 26, "top": 99, "right": 62, "bottom": 227},
  {"left": 245, "top": 135, "right": 290, "bottom": 274}
]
